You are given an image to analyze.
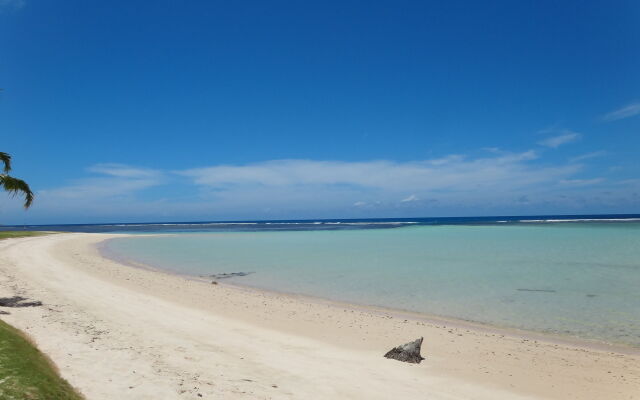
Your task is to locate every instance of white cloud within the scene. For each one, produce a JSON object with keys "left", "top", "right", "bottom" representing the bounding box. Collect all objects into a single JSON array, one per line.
[
  {"left": 0, "top": 164, "right": 168, "bottom": 224},
  {"left": 178, "top": 151, "right": 550, "bottom": 193},
  {"left": 168, "top": 151, "right": 590, "bottom": 217},
  {"left": 538, "top": 131, "right": 581, "bottom": 148},
  {"left": 2, "top": 149, "right": 626, "bottom": 224},
  {"left": 401, "top": 194, "right": 419, "bottom": 202},
  {"left": 603, "top": 103, "right": 640, "bottom": 121}
]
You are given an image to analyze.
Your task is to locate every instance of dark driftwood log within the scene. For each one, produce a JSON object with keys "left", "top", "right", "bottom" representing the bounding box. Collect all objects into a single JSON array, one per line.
[{"left": 384, "top": 337, "right": 425, "bottom": 364}]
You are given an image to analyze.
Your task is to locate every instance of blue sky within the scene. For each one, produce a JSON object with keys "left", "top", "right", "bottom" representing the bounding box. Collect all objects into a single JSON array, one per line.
[{"left": 1, "top": 0, "right": 639, "bottom": 224}]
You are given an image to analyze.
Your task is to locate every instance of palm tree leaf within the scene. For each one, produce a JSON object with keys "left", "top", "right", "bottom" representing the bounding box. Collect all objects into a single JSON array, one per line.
[
  {"left": 0, "top": 174, "right": 34, "bottom": 208},
  {"left": 0, "top": 152, "right": 11, "bottom": 173}
]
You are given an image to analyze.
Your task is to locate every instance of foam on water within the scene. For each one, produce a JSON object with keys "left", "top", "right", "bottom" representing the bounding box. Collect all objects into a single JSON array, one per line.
[{"left": 104, "top": 223, "right": 640, "bottom": 347}]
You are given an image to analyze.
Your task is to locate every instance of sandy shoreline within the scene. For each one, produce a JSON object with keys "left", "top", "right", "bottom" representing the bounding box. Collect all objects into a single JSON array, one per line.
[
  {"left": 99, "top": 235, "right": 640, "bottom": 357},
  {"left": 1, "top": 233, "right": 639, "bottom": 399}
]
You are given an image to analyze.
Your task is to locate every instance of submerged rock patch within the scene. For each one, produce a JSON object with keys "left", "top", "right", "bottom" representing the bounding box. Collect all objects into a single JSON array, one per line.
[{"left": 205, "top": 272, "right": 254, "bottom": 280}]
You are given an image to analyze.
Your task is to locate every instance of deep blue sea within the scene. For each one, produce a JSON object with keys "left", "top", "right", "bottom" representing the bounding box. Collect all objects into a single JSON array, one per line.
[
  {"left": 5, "top": 214, "right": 640, "bottom": 347},
  {"left": 3, "top": 214, "right": 640, "bottom": 233}
]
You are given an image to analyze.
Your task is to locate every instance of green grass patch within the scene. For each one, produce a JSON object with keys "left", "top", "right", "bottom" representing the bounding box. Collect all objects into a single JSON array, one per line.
[
  {"left": 0, "top": 319, "right": 83, "bottom": 400},
  {"left": 0, "top": 231, "right": 50, "bottom": 240}
]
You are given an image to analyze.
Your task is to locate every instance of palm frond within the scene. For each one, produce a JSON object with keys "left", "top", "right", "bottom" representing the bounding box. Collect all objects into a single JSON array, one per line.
[
  {"left": 0, "top": 174, "right": 34, "bottom": 208},
  {"left": 0, "top": 152, "right": 11, "bottom": 173}
]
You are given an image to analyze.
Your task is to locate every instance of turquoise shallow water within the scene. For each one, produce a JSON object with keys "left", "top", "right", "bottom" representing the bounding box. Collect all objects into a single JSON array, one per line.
[{"left": 105, "top": 223, "right": 640, "bottom": 347}]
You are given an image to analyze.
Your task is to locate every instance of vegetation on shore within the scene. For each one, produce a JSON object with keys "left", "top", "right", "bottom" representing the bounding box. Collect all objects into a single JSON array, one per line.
[
  {"left": 0, "top": 319, "right": 83, "bottom": 400},
  {"left": 0, "top": 231, "right": 49, "bottom": 240},
  {"left": 1, "top": 113, "right": 73, "bottom": 399},
  {"left": 0, "top": 152, "right": 34, "bottom": 209}
]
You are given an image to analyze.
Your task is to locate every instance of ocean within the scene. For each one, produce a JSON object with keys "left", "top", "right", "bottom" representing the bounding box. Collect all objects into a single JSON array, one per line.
[{"left": 6, "top": 215, "right": 640, "bottom": 347}]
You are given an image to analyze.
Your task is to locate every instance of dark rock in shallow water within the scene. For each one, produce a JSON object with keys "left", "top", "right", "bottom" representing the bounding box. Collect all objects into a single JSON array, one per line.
[
  {"left": 384, "top": 337, "right": 425, "bottom": 364},
  {"left": 208, "top": 272, "right": 254, "bottom": 279}
]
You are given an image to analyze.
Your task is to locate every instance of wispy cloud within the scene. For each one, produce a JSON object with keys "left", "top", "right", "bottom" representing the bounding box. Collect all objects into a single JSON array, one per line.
[
  {"left": 538, "top": 131, "right": 581, "bottom": 148},
  {"left": 87, "top": 164, "right": 161, "bottom": 179},
  {"left": 603, "top": 103, "right": 640, "bottom": 121},
  {"left": 401, "top": 194, "right": 419, "bottom": 202},
  {"left": 0, "top": 0, "right": 25, "bottom": 10},
  {"left": 559, "top": 178, "right": 604, "bottom": 187},
  {"left": 570, "top": 151, "right": 607, "bottom": 163},
  {"left": 39, "top": 164, "right": 163, "bottom": 200}
]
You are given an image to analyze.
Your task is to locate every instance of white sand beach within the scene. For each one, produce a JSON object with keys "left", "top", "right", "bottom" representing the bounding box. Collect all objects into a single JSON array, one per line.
[{"left": 0, "top": 233, "right": 638, "bottom": 399}]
